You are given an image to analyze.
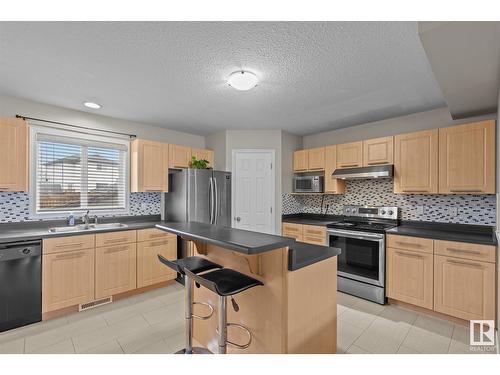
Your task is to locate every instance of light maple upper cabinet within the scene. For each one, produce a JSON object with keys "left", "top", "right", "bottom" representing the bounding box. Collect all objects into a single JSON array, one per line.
[
  {"left": 324, "top": 145, "right": 345, "bottom": 194},
  {"left": 336, "top": 141, "right": 363, "bottom": 168},
  {"left": 434, "top": 254, "right": 495, "bottom": 321},
  {"left": 363, "top": 136, "right": 393, "bottom": 166},
  {"left": 131, "top": 139, "right": 169, "bottom": 192},
  {"left": 0, "top": 118, "right": 28, "bottom": 192},
  {"left": 137, "top": 233, "right": 177, "bottom": 288},
  {"left": 169, "top": 144, "right": 192, "bottom": 169},
  {"left": 293, "top": 150, "right": 308, "bottom": 172},
  {"left": 307, "top": 147, "right": 325, "bottom": 171},
  {"left": 394, "top": 129, "right": 438, "bottom": 194},
  {"left": 438, "top": 120, "right": 495, "bottom": 194},
  {"left": 191, "top": 148, "right": 214, "bottom": 168}
]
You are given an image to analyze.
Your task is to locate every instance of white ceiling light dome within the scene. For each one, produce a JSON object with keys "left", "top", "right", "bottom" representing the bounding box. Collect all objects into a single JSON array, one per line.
[
  {"left": 227, "top": 71, "right": 258, "bottom": 91},
  {"left": 83, "top": 101, "right": 102, "bottom": 109}
]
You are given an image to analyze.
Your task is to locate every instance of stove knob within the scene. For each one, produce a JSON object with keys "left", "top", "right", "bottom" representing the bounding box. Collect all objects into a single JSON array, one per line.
[
  {"left": 388, "top": 210, "right": 394, "bottom": 216},
  {"left": 380, "top": 210, "right": 386, "bottom": 215}
]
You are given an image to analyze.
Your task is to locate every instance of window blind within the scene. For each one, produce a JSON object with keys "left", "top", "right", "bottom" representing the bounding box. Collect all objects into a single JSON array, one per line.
[{"left": 35, "top": 132, "right": 128, "bottom": 213}]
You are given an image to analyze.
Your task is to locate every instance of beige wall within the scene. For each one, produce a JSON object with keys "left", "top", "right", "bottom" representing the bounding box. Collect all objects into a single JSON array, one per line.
[
  {"left": 0, "top": 94, "right": 205, "bottom": 147},
  {"left": 205, "top": 131, "right": 228, "bottom": 171},
  {"left": 281, "top": 131, "right": 302, "bottom": 194},
  {"left": 303, "top": 107, "right": 496, "bottom": 148}
]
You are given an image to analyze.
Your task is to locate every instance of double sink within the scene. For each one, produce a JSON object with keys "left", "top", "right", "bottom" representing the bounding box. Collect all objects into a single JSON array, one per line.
[{"left": 48, "top": 222, "right": 128, "bottom": 233}]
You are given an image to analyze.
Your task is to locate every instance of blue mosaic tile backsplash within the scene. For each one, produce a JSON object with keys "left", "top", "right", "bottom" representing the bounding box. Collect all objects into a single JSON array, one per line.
[
  {"left": 282, "top": 179, "right": 496, "bottom": 225},
  {"left": 0, "top": 192, "right": 161, "bottom": 223}
]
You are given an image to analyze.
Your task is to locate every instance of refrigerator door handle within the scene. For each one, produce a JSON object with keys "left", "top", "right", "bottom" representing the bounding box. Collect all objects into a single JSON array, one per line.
[
  {"left": 213, "top": 177, "right": 219, "bottom": 225},
  {"left": 208, "top": 177, "right": 214, "bottom": 224}
]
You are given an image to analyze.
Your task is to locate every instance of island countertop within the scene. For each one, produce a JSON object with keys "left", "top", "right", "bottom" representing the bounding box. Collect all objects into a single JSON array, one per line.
[{"left": 156, "top": 221, "right": 296, "bottom": 255}]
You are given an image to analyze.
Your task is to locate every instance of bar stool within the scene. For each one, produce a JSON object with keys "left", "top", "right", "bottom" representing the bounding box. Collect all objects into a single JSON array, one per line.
[
  {"left": 184, "top": 267, "right": 264, "bottom": 354},
  {"left": 157, "top": 255, "right": 222, "bottom": 354}
]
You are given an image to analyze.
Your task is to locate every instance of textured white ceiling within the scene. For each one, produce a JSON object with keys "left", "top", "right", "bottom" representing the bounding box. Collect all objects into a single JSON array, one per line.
[{"left": 0, "top": 22, "right": 445, "bottom": 136}]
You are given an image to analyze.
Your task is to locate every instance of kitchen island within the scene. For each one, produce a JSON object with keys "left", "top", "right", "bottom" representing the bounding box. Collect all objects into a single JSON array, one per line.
[{"left": 156, "top": 222, "right": 340, "bottom": 354}]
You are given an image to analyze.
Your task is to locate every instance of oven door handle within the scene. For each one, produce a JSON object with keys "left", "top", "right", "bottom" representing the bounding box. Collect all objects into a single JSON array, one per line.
[{"left": 327, "top": 229, "right": 384, "bottom": 241}]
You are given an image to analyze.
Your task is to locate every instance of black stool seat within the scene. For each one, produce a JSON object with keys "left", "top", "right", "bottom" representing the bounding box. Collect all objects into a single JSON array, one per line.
[
  {"left": 157, "top": 255, "right": 222, "bottom": 275},
  {"left": 185, "top": 268, "right": 263, "bottom": 297}
]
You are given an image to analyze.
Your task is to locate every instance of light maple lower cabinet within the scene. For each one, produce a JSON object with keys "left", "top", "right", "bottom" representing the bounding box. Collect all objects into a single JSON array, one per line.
[
  {"left": 137, "top": 236, "right": 177, "bottom": 288},
  {"left": 387, "top": 247, "right": 433, "bottom": 309},
  {"left": 42, "top": 248, "right": 95, "bottom": 313},
  {"left": 434, "top": 255, "right": 495, "bottom": 321},
  {"left": 95, "top": 243, "right": 137, "bottom": 299},
  {"left": 282, "top": 222, "right": 326, "bottom": 245}
]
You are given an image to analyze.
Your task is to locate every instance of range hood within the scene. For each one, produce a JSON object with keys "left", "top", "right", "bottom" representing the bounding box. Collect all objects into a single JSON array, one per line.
[{"left": 332, "top": 165, "right": 393, "bottom": 180}]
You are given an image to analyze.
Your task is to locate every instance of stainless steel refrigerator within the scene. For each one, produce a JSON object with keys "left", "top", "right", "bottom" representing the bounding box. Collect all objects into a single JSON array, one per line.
[{"left": 161, "top": 169, "right": 231, "bottom": 266}]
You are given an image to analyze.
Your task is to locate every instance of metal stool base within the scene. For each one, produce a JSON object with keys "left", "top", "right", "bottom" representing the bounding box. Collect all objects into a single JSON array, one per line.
[{"left": 175, "top": 347, "right": 212, "bottom": 354}]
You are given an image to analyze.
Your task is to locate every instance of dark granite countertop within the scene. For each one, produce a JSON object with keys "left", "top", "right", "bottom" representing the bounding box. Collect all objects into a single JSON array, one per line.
[
  {"left": 288, "top": 242, "right": 341, "bottom": 271},
  {"left": 0, "top": 215, "right": 162, "bottom": 243},
  {"left": 156, "top": 221, "right": 295, "bottom": 255},
  {"left": 385, "top": 221, "right": 497, "bottom": 246},
  {"left": 282, "top": 213, "right": 344, "bottom": 226}
]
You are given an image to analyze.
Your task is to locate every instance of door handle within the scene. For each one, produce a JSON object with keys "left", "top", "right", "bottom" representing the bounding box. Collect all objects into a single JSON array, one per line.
[
  {"left": 234, "top": 217, "right": 241, "bottom": 222},
  {"left": 213, "top": 177, "right": 219, "bottom": 225},
  {"left": 209, "top": 178, "right": 214, "bottom": 224}
]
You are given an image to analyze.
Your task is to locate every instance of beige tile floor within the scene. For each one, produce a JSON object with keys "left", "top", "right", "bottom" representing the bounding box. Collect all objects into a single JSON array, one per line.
[{"left": 0, "top": 283, "right": 497, "bottom": 354}]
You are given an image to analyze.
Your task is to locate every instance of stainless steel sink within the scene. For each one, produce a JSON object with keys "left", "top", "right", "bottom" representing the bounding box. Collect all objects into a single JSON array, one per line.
[{"left": 48, "top": 223, "right": 128, "bottom": 233}]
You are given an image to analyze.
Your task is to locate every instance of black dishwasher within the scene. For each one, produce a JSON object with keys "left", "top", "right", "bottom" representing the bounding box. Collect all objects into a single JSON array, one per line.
[{"left": 0, "top": 239, "right": 42, "bottom": 332}]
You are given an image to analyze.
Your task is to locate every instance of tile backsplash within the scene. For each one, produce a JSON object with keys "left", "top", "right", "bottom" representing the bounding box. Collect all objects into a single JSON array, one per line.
[
  {"left": 0, "top": 192, "right": 161, "bottom": 223},
  {"left": 282, "top": 179, "right": 496, "bottom": 225}
]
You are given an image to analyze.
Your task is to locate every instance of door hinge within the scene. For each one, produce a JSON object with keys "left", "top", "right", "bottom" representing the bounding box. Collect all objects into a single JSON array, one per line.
[
  {"left": 270, "top": 163, "right": 273, "bottom": 170},
  {"left": 270, "top": 207, "right": 272, "bottom": 213}
]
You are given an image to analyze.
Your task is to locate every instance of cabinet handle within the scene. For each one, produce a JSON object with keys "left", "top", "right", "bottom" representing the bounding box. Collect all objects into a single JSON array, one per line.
[
  {"left": 104, "top": 246, "right": 129, "bottom": 253},
  {"left": 145, "top": 189, "right": 159, "bottom": 192},
  {"left": 0, "top": 187, "right": 11, "bottom": 190},
  {"left": 150, "top": 240, "right": 170, "bottom": 246},
  {"left": 402, "top": 189, "right": 429, "bottom": 193},
  {"left": 149, "top": 234, "right": 166, "bottom": 238},
  {"left": 395, "top": 251, "right": 424, "bottom": 258},
  {"left": 450, "top": 189, "right": 482, "bottom": 193},
  {"left": 55, "top": 251, "right": 85, "bottom": 259},
  {"left": 395, "top": 241, "right": 422, "bottom": 248},
  {"left": 340, "top": 163, "right": 359, "bottom": 167},
  {"left": 446, "top": 248, "right": 481, "bottom": 255},
  {"left": 55, "top": 242, "right": 85, "bottom": 248},
  {"left": 366, "top": 161, "right": 387, "bottom": 165},
  {"left": 104, "top": 237, "right": 129, "bottom": 244},
  {"left": 446, "top": 259, "right": 483, "bottom": 269}
]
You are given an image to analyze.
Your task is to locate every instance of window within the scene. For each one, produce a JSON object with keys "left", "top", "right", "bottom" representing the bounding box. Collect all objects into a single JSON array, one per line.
[{"left": 30, "top": 126, "right": 129, "bottom": 216}]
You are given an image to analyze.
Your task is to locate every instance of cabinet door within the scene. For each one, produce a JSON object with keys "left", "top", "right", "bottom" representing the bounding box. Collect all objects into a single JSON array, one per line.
[
  {"left": 386, "top": 247, "right": 433, "bottom": 309},
  {"left": 363, "top": 136, "right": 393, "bottom": 166},
  {"left": 324, "top": 145, "right": 345, "bottom": 194},
  {"left": 137, "top": 237, "right": 177, "bottom": 288},
  {"left": 282, "top": 222, "right": 303, "bottom": 241},
  {"left": 439, "top": 120, "right": 495, "bottom": 194},
  {"left": 0, "top": 118, "right": 28, "bottom": 192},
  {"left": 42, "top": 249, "right": 95, "bottom": 313},
  {"left": 336, "top": 141, "right": 363, "bottom": 168},
  {"left": 394, "top": 129, "right": 438, "bottom": 193},
  {"left": 131, "top": 139, "right": 169, "bottom": 192},
  {"left": 95, "top": 243, "right": 137, "bottom": 298},
  {"left": 293, "top": 150, "right": 308, "bottom": 172},
  {"left": 191, "top": 148, "right": 214, "bottom": 168},
  {"left": 307, "top": 147, "right": 325, "bottom": 171},
  {"left": 434, "top": 255, "right": 495, "bottom": 321},
  {"left": 169, "top": 144, "right": 192, "bottom": 169}
]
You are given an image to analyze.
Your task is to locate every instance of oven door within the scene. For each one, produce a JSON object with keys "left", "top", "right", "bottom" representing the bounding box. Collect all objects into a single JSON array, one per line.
[{"left": 328, "top": 229, "right": 385, "bottom": 287}]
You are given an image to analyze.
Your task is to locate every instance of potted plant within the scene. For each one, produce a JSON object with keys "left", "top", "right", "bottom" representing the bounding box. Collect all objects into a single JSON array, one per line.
[{"left": 188, "top": 156, "right": 211, "bottom": 169}]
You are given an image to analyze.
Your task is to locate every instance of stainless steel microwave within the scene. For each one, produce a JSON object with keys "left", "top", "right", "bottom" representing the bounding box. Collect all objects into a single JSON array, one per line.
[{"left": 293, "top": 176, "right": 324, "bottom": 193}]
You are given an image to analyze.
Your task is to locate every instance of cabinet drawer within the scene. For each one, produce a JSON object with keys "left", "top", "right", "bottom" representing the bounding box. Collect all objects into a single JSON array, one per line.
[
  {"left": 387, "top": 235, "right": 433, "bottom": 254},
  {"left": 43, "top": 234, "right": 95, "bottom": 255},
  {"left": 282, "top": 223, "right": 303, "bottom": 234},
  {"left": 137, "top": 228, "right": 175, "bottom": 242},
  {"left": 95, "top": 230, "right": 137, "bottom": 247},
  {"left": 302, "top": 235, "right": 326, "bottom": 246},
  {"left": 302, "top": 224, "right": 326, "bottom": 238},
  {"left": 434, "top": 240, "right": 495, "bottom": 263}
]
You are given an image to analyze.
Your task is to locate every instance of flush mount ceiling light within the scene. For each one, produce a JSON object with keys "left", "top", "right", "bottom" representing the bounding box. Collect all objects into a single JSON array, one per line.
[
  {"left": 83, "top": 101, "right": 102, "bottom": 109},
  {"left": 227, "top": 71, "right": 258, "bottom": 91}
]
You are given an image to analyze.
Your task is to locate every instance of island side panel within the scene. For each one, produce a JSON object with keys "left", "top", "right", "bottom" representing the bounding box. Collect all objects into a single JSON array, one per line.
[
  {"left": 286, "top": 256, "right": 337, "bottom": 354},
  {"left": 191, "top": 243, "right": 287, "bottom": 354}
]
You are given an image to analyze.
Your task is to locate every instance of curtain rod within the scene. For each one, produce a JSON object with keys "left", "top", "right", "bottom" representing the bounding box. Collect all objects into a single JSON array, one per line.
[{"left": 16, "top": 115, "right": 137, "bottom": 139}]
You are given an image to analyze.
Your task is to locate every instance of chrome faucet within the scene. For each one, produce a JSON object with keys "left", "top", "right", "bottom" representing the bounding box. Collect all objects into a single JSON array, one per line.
[{"left": 82, "top": 210, "right": 90, "bottom": 225}]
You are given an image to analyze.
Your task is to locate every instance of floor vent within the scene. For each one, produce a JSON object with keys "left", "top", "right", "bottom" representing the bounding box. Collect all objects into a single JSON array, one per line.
[{"left": 79, "top": 297, "right": 113, "bottom": 312}]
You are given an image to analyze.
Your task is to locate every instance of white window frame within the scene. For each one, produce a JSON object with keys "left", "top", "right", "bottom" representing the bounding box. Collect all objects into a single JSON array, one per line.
[{"left": 29, "top": 125, "right": 130, "bottom": 219}]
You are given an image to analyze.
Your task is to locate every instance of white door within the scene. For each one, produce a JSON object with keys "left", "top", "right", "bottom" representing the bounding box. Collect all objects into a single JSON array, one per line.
[{"left": 232, "top": 150, "right": 275, "bottom": 234}]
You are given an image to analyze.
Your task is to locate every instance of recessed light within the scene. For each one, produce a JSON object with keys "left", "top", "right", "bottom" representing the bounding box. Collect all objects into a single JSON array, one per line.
[
  {"left": 227, "top": 71, "right": 258, "bottom": 91},
  {"left": 83, "top": 101, "right": 102, "bottom": 109}
]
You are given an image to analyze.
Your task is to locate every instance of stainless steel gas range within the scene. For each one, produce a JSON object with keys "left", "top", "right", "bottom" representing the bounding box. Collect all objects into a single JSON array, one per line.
[{"left": 327, "top": 205, "right": 398, "bottom": 304}]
